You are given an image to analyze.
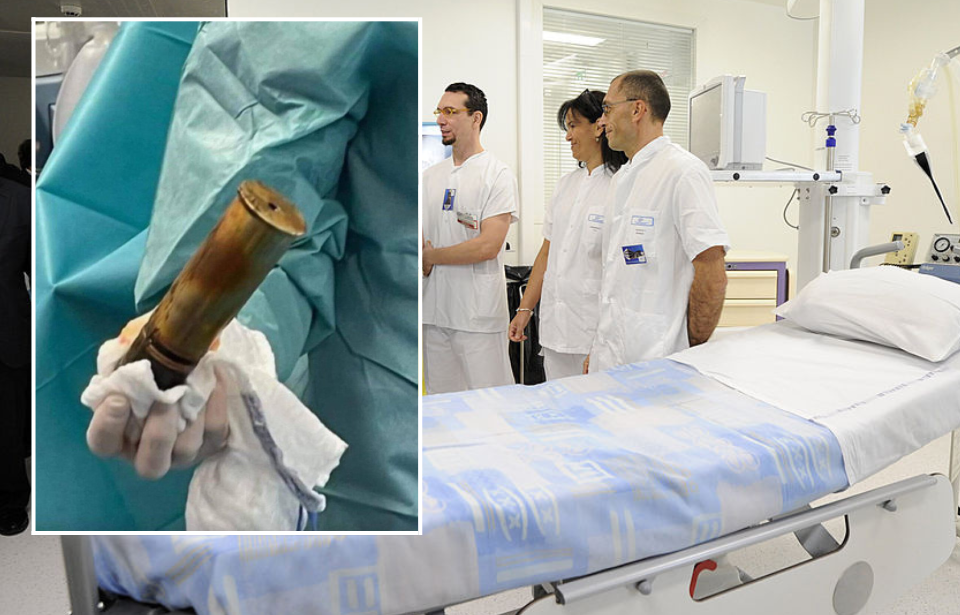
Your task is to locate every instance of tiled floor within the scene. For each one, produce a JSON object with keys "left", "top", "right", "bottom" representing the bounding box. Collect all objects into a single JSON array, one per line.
[
  {"left": 0, "top": 459, "right": 71, "bottom": 614},
  {"left": 0, "top": 532, "right": 70, "bottom": 614}
]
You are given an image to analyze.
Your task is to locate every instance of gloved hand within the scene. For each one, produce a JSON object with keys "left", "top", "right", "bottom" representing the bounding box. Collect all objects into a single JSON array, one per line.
[{"left": 85, "top": 314, "right": 230, "bottom": 479}]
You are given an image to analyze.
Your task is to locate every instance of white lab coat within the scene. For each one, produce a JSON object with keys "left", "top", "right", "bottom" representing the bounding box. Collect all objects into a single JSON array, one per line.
[
  {"left": 540, "top": 165, "right": 615, "bottom": 355},
  {"left": 541, "top": 347, "right": 587, "bottom": 380},
  {"left": 422, "top": 325, "right": 514, "bottom": 394},
  {"left": 591, "top": 136, "right": 729, "bottom": 373},
  {"left": 421, "top": 151, "right": 519, "bottom": 393},
  {"left": 422, "top": 151, "right": 519, "bottom": 333}
]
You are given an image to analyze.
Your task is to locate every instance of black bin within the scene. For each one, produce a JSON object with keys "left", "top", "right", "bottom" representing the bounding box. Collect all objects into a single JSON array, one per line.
[{"left": 505, "top": 265, "right": 545, "bottom": 385}]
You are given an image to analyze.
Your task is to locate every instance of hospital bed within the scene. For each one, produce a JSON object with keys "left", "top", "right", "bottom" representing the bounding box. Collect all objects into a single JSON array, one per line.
[{"left": 63, "top": 319, "right": 960, "bottom": 615}]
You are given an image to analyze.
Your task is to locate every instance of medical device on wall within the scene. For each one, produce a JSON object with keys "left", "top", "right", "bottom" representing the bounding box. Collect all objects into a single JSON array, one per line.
[
  {"left": 900, "top": 44, "right": 960, "bottom": 225},
  {"left": 919, "top": 233, "right": 960, "bottom": 284},
  {"left": 884, "top": 232, "right": 918, "bottom": 265},
  {"left": 688, "top": 75, "right": 766, "bottom": 170},
  {"left": 922, "top": 233, "right": 959, "bottom": 264}
]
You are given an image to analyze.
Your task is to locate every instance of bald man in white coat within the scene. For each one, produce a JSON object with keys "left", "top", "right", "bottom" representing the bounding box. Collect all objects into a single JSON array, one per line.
[{"left": 587, "top": 70, "right": 729, "bottom": 374}]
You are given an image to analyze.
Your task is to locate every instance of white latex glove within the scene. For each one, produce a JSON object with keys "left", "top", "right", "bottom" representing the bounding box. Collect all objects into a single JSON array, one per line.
[
  {"left": 83, "top": 314, "right": 229, "bottom": 479},
  {"left": 83, "top": 317, "right": 347, "bottom": 529}
]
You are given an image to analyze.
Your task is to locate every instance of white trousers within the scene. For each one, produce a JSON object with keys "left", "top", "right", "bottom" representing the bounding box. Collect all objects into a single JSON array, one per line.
[
  {"left": 542, "top": 347, "right": 588, "bottom": 380},
  {"left": 423, "top": 325, "right": 515, "bottom": 395}
]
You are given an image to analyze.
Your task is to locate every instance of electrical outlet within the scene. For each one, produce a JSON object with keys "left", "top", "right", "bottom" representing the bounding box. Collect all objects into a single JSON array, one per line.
[{"left": 885, "top": 232, "right": 918, "bottom": 265}]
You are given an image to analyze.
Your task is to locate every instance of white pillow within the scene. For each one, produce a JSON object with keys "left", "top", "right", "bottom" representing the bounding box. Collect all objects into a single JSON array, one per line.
[{"left": 774, "top": 266, "right": 960, "bottom": 362}]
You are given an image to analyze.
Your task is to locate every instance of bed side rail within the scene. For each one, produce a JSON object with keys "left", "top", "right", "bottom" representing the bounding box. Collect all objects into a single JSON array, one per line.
[{"left": 520, "top": 474, "right": 956, "bottom": 615}]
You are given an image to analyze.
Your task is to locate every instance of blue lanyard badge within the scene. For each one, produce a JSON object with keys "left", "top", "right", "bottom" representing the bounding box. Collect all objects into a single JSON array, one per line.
[
  {"left": 622, "top": 244, "right": 647, "bottom": 265},
  {"left": 442, "top": 188, "right": 456, "bottom": 211}
]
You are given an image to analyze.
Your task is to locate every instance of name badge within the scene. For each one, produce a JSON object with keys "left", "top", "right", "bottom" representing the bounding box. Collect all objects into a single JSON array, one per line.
[
  {"left": 587, "top": 213, "right": 604, "bottom": 224},
  {"left": 631, "top": 215, "right": 654, "bottom": 227},
  {"left": 457, "top": 210, "right": 479, "bottom": 229},
  {"left": 442, "top": 188, "right": 456, "bottom": 211},
  {"left": 622, "top": 244, "right": 647, "bottom": 265}
]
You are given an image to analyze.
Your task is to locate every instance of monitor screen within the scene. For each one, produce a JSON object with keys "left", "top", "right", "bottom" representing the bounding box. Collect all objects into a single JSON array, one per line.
[
  {"left": 422, "top": 122, "right": 451, "bottom": 171},
  {"left": 688, "top": 82, "right": 723, "bottom": 169}
]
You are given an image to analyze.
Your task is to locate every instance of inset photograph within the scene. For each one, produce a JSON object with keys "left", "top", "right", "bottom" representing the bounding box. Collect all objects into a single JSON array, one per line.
[{"left": 35, "top": 19, "right": 419, "bottom": 532}]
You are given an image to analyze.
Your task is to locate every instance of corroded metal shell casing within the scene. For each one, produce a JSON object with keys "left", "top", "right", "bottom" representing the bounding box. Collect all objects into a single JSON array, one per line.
[{"left": 121, "top": 181, "right": 306, "bottom": 390}]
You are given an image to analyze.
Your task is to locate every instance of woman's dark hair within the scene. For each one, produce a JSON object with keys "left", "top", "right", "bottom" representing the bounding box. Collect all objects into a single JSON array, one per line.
[{"left": 557, "top": 89, "right": 627, "bottom": 173}]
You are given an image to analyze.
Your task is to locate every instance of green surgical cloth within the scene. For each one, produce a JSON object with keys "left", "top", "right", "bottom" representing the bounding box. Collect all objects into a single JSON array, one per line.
[{"left": 36, "top": 21, "right": 418, "bottom": 531}]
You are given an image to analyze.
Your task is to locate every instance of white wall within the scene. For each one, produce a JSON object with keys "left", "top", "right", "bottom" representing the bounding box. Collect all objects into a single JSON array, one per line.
[
  {"left": 229, "top": 0, "right": 960, "bottom": 286},
  {"left": 860, "top": 0, "right": 960, "bottom": 266},
  {"left": 231, "top": 0, "right": 815, "bottom": 268},
  {"left": 534, "top": 0, "right": 818, "bottom": 273},
  {"left": 0, "top": 77, "right": 31, "bottom": 167}
]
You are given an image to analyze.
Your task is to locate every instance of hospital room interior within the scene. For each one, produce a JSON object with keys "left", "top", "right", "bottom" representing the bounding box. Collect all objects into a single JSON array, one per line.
[{"left": 4, "top": 0, "right": 960, "bottom": 613}]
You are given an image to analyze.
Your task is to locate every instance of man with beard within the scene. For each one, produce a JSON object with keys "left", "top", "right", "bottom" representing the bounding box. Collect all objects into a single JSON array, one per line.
[{"left": 421, "top": 83, "right": 518, "bottom": 394}]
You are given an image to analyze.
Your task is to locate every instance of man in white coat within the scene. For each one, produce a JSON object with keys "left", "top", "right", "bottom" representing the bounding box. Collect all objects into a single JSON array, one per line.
[
  {"left": 422, "top": 83, "right": 519, "bottom": 394},
  {"left": 587, "top": 70, "right": 729, "bottom": 374}
]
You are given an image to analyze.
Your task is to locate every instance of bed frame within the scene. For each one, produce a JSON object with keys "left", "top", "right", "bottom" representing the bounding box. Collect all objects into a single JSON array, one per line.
[{"left": 61, "top": 472, "right": 958, "bottom": 615}]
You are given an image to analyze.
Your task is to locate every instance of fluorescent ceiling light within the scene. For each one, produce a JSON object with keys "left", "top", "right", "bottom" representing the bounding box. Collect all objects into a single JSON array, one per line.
[
  {"left": 544, "top": 53, "right": 579, "bottom": 72},
  {"left": 543, "top": 31, "right": 604, "bottom": 47}
]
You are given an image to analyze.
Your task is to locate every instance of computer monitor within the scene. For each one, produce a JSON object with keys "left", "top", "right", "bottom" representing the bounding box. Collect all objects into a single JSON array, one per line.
[
  {"left": 688, "top": 75, "right": 766, "bottom": 171},
  {"left": 422, "top": 122, "right": 451, "bottom": 171}
]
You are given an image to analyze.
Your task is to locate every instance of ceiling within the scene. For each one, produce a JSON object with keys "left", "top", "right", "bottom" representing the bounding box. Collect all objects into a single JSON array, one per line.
[
  {"left": 0, "top": 0, "right": 801, "bottom": 79},
  {"left": 0, "top": 0, "right": 226, "bottom": 77}
]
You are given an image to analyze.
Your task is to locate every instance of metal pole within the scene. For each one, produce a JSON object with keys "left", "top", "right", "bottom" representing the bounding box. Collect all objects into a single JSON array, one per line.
[
  {"left": 822, "top": 113, "right": 836, "bottom": 274},
  {"left": 950, "top": 429, "right": 960, "bottom": 536},
  {"left": 61, "top": 536, "right": 102, "bottom": 615},
  {"left": 822, "top": 194, "right": 833, "bottom": 273},
  {"left": 519, "top": 283, "right": 526, "bottom": 384},
  {"left": 556, "top": 474, "right": 937, "bottom": 604}
]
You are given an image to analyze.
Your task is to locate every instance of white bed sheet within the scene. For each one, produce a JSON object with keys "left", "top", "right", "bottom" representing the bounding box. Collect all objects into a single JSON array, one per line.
[{"left": 672, "top": 321, "right": 960, "bottom": 483}]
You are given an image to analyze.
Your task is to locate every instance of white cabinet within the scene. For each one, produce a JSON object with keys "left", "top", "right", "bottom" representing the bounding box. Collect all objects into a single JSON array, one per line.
[{"left": 718, "top": 251, "right": 788, "bottom": 328}]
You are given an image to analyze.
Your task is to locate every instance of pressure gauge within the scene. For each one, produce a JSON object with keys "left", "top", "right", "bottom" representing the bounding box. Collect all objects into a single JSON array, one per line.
[{"left": 927, "top": 234, "right": 960, "bottom": 263}]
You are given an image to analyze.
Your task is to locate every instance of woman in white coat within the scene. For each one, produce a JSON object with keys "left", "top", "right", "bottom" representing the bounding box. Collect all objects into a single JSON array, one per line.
[{"left": 508, "top": 90, "right": 627, "bottom": 379}]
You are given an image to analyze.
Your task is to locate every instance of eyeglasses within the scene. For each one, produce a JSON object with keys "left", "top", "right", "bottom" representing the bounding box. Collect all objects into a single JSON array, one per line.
[
  {"left": 601, "top": 98, "right": 640, "bottom": 114},
  {"left": 433, "top": 107, "right": 470, "bottom": 117}
]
